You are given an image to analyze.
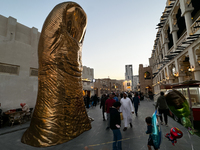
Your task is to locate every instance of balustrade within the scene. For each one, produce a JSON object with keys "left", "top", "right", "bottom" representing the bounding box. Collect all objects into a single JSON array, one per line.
[{"left": 191, "top": 16, "right": 200, "bottom": 34}]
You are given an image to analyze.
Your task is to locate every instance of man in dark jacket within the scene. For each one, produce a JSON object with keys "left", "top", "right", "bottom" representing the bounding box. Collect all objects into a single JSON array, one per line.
[
  {"left": 110, "top": 102, "right": 122, "bottom": 150},
  {"left": 100, "top": 94, "right": 107, "bottom": 121},
  {"left": 86, "top": 94, "right": 90, "bottom": 108},
  {"left": 93, "top": 94, "right": 98, "bottom": 107},
  {"left": 156, "top": 91, "right": 168, "bottom": 126},
  {"left": 132, "top": 92, "right": 140, "bottom": 116}
]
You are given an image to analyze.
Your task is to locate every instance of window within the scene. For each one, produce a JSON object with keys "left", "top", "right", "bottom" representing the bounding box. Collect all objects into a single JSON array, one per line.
[
  {"left": 144, "top": 71, "right": 151, "bottom": 79},
  {"left": 0, "top": 63, "right": 19, "bottom": 75},
  {"left": 30, "top": 68, "right": 38, "bottom": 76}
]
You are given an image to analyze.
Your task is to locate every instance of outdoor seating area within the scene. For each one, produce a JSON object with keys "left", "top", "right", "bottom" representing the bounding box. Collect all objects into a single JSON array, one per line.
[{"left": 0, "top": 108, "right": 33, "bottom": 127}]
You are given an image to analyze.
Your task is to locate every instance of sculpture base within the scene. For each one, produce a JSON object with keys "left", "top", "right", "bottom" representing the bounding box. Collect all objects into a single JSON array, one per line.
[{"left": 21, "top": 115, "right": 91, "bottom": 147}]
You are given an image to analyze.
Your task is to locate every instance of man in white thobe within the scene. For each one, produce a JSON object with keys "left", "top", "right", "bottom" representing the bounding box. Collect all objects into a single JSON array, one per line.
[{"left": 120, "top": 92, "right": 134, "bottom": 131}]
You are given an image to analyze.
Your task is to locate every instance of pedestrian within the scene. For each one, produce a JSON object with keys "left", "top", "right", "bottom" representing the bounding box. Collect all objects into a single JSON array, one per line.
[
  {"left": 149, "top": 91, "right": 153, "bottom": 100},
  {"left": 120, "top": 92, "right": 134, "bottom": 131},
  {"left": 100, "top": 94, "right": 107, "bottom": 121},
  {"left": 145, "top": 117, "right": 158, "bottom": 150},
  {"left": 93, "top": 94, "right": 98, "bottom": 107},
  {"left": 105, "top": 93, "right": 116, "bottom": 130},
  {"left": 0, "top": 103, "right": 2, "bottom": 115},
  {"left": 86, "top": 94, "right": 90, "bottom": 108},
  {"left": 128, "top": 93, "right": 132, "bottom": 102},
  {"left": 119, "top": 93, "right": 123, "bottom": 102},
  {"left": 132, "top": 92, "right": 140, "bottom": 116},
  {"left": 110, "top": 102, "right": 122, "bottom": 150},
  {"left": 91, "top": 95, "right": 94, "bottom": 107},
  {"left": 83, "top": 95, "right": 87, "bottom": 106},
  {"left": 113, "top": 93, "right": 119, "bottom": 102},
  {"left": 138, "top": 91, "right": 141, "bottom": 98},
  {"left": 155, "top": 91, "right": 168, "bottom": 126},
  {"left": 116, "top": 93, "right": 120, "bottom": 101},
  {"left": 140, "top": 92, "right": 144, "bottom": 100}
]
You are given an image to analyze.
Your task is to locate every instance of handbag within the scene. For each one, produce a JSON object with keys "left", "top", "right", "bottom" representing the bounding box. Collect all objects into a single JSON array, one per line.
[
  {"left": 104, "top": 112, "right": 107, "bottom": 120},
  {"left": 120, "top": 112, "right": 123, "bottom": 120}
]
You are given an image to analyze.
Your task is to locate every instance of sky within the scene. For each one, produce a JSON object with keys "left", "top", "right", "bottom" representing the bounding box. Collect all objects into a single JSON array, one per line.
[{"left": 1, "top": 0, "right": 167, "bottom": 80}]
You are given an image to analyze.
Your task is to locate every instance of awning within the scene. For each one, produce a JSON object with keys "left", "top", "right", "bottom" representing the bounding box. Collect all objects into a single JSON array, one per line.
[{"left": 160, "top": 80, "right": 200, "bottom": 89}]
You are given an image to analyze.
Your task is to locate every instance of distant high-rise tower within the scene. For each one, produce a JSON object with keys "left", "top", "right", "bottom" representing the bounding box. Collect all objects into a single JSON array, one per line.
[{"left": 125, "top": 65, "right": 133, "bottom": 90}]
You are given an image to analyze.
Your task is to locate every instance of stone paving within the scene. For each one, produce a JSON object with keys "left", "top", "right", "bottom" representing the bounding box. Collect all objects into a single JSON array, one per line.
[{"left": 0, "top": 98, "right": 200, "bottom": 150}]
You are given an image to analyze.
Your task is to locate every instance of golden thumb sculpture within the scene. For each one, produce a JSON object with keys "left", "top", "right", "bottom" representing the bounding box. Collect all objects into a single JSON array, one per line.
[{"left": 21, "top": 2, "right": 91, "bottom": 147}]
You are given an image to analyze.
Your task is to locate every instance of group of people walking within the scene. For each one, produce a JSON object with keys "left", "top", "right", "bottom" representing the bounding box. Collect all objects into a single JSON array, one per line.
[
  {"left": 97, "top": 91, "right": 168, "bottom": 150},
  {"left": 100, "top": 92, "right": 140, "bottom": 131},
  {"left": 99, "top": 92, "right": 140, "bottom": 150},
  {"left": 84, "top": 94, "right": 99, "bottom": 108}
]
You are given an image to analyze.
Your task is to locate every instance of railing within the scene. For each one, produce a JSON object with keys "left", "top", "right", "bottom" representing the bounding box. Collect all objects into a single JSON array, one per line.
[
  {"left": 164, "top": 32, "right": 187, "bottom": 60},
  {"left": 176, "top": 32, "right": 187, "bottom": 47},
  {"left": 167, "top": 45, "right": 174, "bottom": 55},
  {"left": 191, "top": 16, "right": 200, "bottom": 34},
  {"left": 152, "top": 18, "right": 199, "bottom": 82}
]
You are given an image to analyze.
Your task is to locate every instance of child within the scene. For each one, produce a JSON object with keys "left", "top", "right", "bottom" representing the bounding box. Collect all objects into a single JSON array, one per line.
[
  {"left": 110, "top": 102, "right": 122, "bottom": 150},
  {"left": 145, "top": 117, "right": 158, "bottom": 150}
]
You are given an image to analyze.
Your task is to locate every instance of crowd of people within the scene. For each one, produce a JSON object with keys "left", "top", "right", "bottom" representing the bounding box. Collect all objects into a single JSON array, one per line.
[
  {"left": 84, "top": 91, "right": 168, "bottom": 150},
  {"left": 93, "top": 92, "right": 140, "bottom": 150},
  {"left": 100, "top": 92, "right": 140, "bottom": 131}
]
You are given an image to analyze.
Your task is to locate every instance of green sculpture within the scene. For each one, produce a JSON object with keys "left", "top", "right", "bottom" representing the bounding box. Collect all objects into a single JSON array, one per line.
[{"left": 165, "top": 90, "right": 194, "bottom": 134}]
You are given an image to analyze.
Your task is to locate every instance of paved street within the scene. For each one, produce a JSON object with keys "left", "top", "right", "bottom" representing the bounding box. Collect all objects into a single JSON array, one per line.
[{"left": 0, "top": 99, "right": 200, "bottom": 150}]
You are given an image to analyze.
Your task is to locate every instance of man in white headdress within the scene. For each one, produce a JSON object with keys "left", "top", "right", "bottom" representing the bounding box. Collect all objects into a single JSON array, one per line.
[{"left": 120, "top": 92, "right": 134, "bottom": 131}]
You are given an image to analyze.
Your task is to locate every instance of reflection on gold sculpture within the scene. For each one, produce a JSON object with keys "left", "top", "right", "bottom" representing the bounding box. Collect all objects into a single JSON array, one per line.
[{"left": 21, "top": 2, "right": 91, "bottom": 147}]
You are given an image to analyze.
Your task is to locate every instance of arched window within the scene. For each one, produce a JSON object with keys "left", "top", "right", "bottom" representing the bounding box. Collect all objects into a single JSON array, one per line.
[
  {"left": 144, "top": 71, "right": 151, "bottom": 79},
  {"left": 171, "top": 65, "right": 176, "bottom": 77}
]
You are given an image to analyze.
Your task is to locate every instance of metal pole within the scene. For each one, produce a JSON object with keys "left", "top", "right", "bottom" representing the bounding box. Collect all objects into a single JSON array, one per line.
[{"left": 187, "top": 86, "right": 194, "bottom": 127}]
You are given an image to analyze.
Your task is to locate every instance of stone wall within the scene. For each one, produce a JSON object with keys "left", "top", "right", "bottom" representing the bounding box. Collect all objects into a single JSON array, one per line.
[
  {"left": 0, "top": 15, "right": 40, "bottom": 111},
  {"left": 82, "top": 66, "right": 94, "bottom": 96},
  {"left": 0, "top": 15, "right": 94, "bottom": 112}
]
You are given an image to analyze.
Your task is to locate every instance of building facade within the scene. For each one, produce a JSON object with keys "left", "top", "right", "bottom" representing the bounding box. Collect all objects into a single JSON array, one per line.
[
  {"left": 0, "top": 15, "right": 40, "bottom": 111},
  {"left": 94, "top": 78, "right": 124, "bottom": 97},
  {"left": 0, "top": 15, "right": 94, "bottom": 111},
  {"left": 133, "top": 75, "right": 139, "bottom": 91},
  {"left": 149, "top": 0, "right": 200, "bottom": 100},
  {"left": 82, "top": 66, "right": 94, "bottom": 97},
  {"left": 138, "top": 64, "right": 153, "bottom": 95},
  {"left": 123, "top": 80, "right": 132, "bottom": 92},
  {"left": 125, "top": 65, "right": 133, "bottom": 90}
]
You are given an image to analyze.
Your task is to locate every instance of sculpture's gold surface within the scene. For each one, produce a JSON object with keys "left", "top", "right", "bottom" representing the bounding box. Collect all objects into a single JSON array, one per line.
[{"left": 21, "top": 2, "right": 91, "bottom": 147}]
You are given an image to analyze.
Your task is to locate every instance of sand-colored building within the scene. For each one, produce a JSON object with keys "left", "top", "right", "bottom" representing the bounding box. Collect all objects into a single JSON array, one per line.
[
  {"left": 94, "top": 78, "right": 124, "bottom": 97},
  {"left": 149, "top": 0, "right": 200, "bottom": 101},
  {"left": 0, "top": 15, "right": 40, "bottom": 111},
  {"left": 0, "top": 15, "right": 94, "bottom": 111},
  {"left": 138, "top": 64, "right": 153, "bottom": 96},
  {"left": 82, "top": 66, "right": 94, "bottom": 97}
]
